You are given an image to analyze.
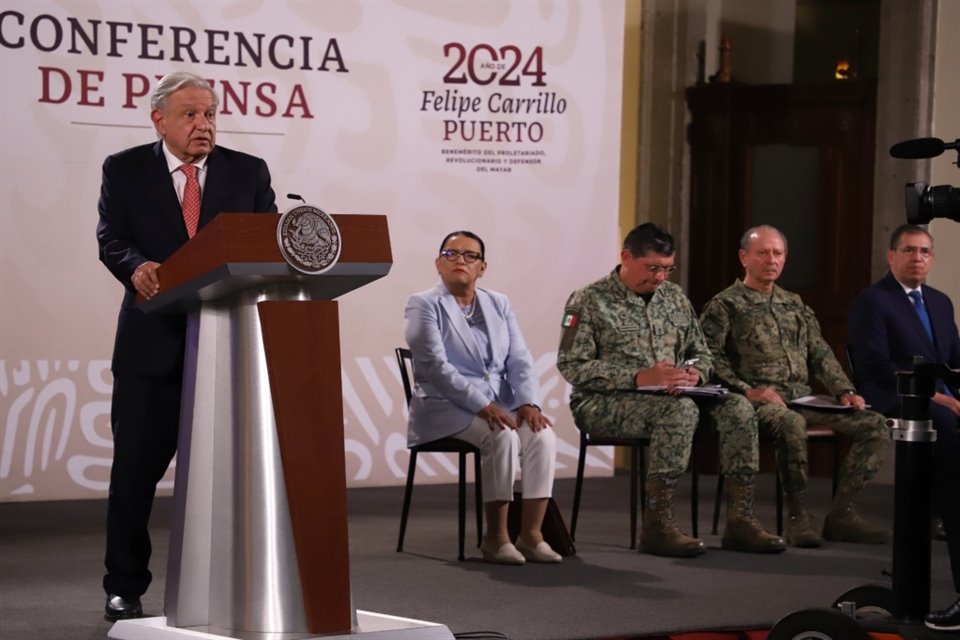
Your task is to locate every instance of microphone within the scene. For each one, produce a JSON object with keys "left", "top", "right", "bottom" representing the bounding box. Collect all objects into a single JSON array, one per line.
[
  {"left": 287, "top": 193, "right": 306, "bottom": 203},
  {"left": 889, "top": 137, "right": 960, "bottom": 159}
]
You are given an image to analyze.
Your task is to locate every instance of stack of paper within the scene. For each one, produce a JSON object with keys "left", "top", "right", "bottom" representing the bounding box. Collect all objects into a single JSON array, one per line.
[
  {"left": 787, "top": 394, "right": 856, "bottom": 411},
  {"left": 636, "top": 385, "right": 729, "bottom": 398}
]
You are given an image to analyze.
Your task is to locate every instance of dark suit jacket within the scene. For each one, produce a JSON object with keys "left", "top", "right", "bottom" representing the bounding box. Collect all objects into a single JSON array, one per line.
[
  {"left": 848, "top": 271, "right": 960, "bottom": 415},
  {"left": 96, "top": 141, "right": 277, "bottom": 376}
]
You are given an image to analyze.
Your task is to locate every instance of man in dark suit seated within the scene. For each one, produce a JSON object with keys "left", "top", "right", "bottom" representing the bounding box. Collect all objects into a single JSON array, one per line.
[
  {"left": 849, "top": 224, "right": 960, "bottom": 632},
  {"left": 96, "top": 71, "right": 277, "bottom": 622}
]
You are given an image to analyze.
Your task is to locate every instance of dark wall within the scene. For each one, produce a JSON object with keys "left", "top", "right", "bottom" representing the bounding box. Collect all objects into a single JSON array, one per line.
[{"left": 794, "top": 0, "right": 881, "bottom": 82}]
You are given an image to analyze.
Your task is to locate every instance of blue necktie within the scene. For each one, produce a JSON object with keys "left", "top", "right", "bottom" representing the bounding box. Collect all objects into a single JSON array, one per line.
[
  {"left": 908, "top": 290, "right": 934, "bottom": 343},
  {"left": 908, "top": 290, "right": 954, "bottom": 397}
]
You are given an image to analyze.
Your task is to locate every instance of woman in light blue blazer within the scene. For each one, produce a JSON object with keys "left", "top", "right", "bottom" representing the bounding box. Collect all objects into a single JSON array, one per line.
[{"left": 404, "top": 230, "right": 560, "bottom": 564}]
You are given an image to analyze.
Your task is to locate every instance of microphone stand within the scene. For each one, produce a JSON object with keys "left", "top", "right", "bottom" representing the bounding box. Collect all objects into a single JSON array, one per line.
[
  {"left": 768, "top": 361, "right": 959, "bottom": 639},
  {"left": 888, "top": 362, "right": 940, "bottom": 621}
]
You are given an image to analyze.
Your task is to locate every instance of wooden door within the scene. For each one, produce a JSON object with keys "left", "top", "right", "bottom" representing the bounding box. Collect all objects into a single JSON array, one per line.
[{"left": 686, "top": 81, "right": 877, "bottom": 364}]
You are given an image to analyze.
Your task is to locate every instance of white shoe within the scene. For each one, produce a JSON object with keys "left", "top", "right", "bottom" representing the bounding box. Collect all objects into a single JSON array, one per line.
[
  {"left": 515, "top": 539, "right": 562, "bottom": 563},
  {"left": 480, "top": 540, "right": 525, "bottom": 565}
]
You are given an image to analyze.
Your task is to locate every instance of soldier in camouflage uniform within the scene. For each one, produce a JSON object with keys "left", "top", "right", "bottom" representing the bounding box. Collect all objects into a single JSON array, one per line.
[
  {"left": 699, "top": 225, "right": 890, "bottom": 548},
  {"left": 557, "top": 223, "right": 785, "bottom": 557}
]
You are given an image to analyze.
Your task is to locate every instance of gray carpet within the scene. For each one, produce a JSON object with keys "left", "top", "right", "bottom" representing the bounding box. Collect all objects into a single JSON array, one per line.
[{"left": 0, "top": 474, "right": 953, "bottom": 640}]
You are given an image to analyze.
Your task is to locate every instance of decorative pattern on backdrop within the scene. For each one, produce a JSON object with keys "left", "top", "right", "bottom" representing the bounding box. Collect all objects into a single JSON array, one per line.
[{"left": 0, "top": 0, "right": 624, "bottom": 500}]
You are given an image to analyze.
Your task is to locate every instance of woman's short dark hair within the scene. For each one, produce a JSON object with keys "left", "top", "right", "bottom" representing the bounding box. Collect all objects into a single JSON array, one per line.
[
  {"left": 439, "top": 230, "right": 485, "bottom": 260},
  {"left": 623, "top": 223, "right": 674, "bottom": 258}
]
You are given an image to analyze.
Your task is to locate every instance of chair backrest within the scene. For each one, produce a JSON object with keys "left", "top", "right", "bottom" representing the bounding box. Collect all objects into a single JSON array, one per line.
[
  {"left": 395, "top": 347, "right": 414, "bottom": 407},
  {"left": 844, "top": 343, "right": 859, "bottom": 387}
]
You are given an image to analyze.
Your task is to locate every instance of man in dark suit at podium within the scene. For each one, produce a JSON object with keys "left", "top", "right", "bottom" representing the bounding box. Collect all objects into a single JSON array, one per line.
[
  {"left": 96, "top": 71, "right": 277, "bottom": 622},
  {"left": 848, "top": 224, "right": 960, "bottom": 631}
]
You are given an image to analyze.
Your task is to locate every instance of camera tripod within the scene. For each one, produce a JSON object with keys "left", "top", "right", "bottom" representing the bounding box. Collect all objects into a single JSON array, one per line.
[{"left": 767, "top": 362, "right": 959, "bottom": 640}]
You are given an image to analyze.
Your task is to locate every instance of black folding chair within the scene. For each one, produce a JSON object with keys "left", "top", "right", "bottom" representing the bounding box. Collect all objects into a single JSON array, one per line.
[{"left": 394, "top": 347, "right": 483, "bottom": 560}]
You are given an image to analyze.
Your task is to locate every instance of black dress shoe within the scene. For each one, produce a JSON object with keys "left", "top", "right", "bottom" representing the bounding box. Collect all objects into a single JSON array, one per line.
[
  {"left": 104, "top": 594, "right": 143, "bottom": 622},
  {"left": 925, "top": 598, "right": 960, "bottom": 632}
]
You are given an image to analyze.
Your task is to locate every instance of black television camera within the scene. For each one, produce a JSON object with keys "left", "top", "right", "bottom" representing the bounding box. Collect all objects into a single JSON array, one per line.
[{"left": 889, "top": 136, "right": 960, "bottom": 224}]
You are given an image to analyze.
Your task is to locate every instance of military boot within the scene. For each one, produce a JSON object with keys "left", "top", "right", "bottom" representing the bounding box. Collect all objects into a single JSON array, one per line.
[
  {"left": 784, "top": 490, "right": 822, "bottom": 548},
  {"left": 639, "top": 477, "right": 706, "bottom": 558},
  {"left": 823, "top": 486, "right": 890, "bottom": 544},
  {"left": 721, "top": 476, "right": 787, "bottom": 553}
]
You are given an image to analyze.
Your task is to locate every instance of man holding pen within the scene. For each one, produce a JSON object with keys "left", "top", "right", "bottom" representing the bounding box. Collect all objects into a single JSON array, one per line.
[{"left": 557, "top": 223, "right": 785, "bottom": 557}]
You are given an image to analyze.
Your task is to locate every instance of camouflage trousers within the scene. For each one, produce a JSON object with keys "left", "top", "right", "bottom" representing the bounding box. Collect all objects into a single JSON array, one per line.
[
  {"left": 571, "top": 392, "right": 758, "bottom": 480},
  {"left": 753, "top": 403, "right": 889, "bottom": 495}
]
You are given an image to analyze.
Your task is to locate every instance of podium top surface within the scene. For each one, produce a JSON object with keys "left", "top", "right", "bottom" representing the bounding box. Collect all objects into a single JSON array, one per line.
[{"left": 140, "top": 213, "right": 392, "bottom": 313}]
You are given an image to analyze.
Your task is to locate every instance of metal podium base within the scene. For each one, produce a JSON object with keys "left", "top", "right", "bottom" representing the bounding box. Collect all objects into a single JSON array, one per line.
[{"left": 108, "top": 611, "right": 455, "bottom": 640}]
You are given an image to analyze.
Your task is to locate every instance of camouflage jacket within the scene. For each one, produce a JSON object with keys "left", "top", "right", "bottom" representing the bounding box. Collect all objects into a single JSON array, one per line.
[
  {"left": 699, "top": 279, "right": 853, "bottom": 400},
  {"left": 556, "top": 268, "right": 712, "bottom": 409}
]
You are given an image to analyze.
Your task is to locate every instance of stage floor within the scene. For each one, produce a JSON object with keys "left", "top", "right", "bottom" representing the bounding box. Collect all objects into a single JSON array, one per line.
[{"left": 0, "top": 474, "right": 953, "bottom": 640}]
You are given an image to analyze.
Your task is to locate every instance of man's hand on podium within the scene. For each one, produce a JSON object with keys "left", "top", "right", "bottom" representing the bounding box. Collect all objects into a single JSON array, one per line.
[{"left": 132, "top": 261, "right": 161, "bottom": 300}]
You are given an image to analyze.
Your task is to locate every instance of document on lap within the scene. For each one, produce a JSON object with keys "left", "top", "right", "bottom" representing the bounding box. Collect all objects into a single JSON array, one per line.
[
  {"left": 635, "top": 385, "right": 729, "bottom": 397},
  {"left": 788, "top": 394, "right": 867, "bottom": 411}
]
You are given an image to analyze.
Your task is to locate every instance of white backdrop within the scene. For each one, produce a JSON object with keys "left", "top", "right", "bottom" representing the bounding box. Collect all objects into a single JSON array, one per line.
[{"left": 0, "top": 0, "right": 625, "bottom": 501}]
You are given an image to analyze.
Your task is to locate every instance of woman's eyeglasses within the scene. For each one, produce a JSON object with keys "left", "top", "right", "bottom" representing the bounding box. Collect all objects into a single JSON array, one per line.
[{"left": 439, "top": 249, "right": 483, "bottom": 263}]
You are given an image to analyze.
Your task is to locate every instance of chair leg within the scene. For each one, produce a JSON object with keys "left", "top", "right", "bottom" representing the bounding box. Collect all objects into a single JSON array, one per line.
[
  {"left": 711, "top": 474, "right": 724, "bottom": 535},
  {"left": 473, "top": 452, "right": 483, "bottom": 548},
  {"left": 457, "top": 452, "right": 467, "bottom": 561},
  {"left": 570, "top": 434, "right": 588, "bottom": 541},
  {"left": 639, "top": 443, "right": 647, "bottom": 512},
  {"left": 397, "top": 451, "right": 419, "bottom": 552},
  {"left": 629, "top": 444, "right": 639, "bottom": 549},
  {"left": 831, "top": 439, "right": 840, "bottom": 498},
  {"left": 775, "top": 471, "right": 784, "bottom": 535},
  {"left": 691, "top": 434, "right": 700, "bottom": 538}
]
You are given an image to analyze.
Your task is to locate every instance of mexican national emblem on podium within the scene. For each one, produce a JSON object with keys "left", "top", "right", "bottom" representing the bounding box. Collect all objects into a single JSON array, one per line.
[{"left": 278, "top": 204, "right": 342, "bottom": 274}]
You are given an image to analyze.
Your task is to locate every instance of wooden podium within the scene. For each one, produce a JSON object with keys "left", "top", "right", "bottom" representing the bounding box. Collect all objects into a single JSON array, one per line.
[{"left": 107, "top": 214, "right": 452, "bottom": 640}]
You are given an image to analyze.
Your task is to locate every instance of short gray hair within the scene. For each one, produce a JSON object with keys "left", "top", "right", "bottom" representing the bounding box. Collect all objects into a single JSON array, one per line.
[
  {"left": 740, "top": 225, "right": 788, "bottom": 251},
  {"left": 150, "top": 72, "right": 218, "bottom": 111}
]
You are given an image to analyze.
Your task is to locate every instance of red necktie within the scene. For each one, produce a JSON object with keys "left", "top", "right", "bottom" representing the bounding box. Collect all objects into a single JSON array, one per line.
[{"left": 178, "top": 164, "right": 201, "bottom": 238}]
